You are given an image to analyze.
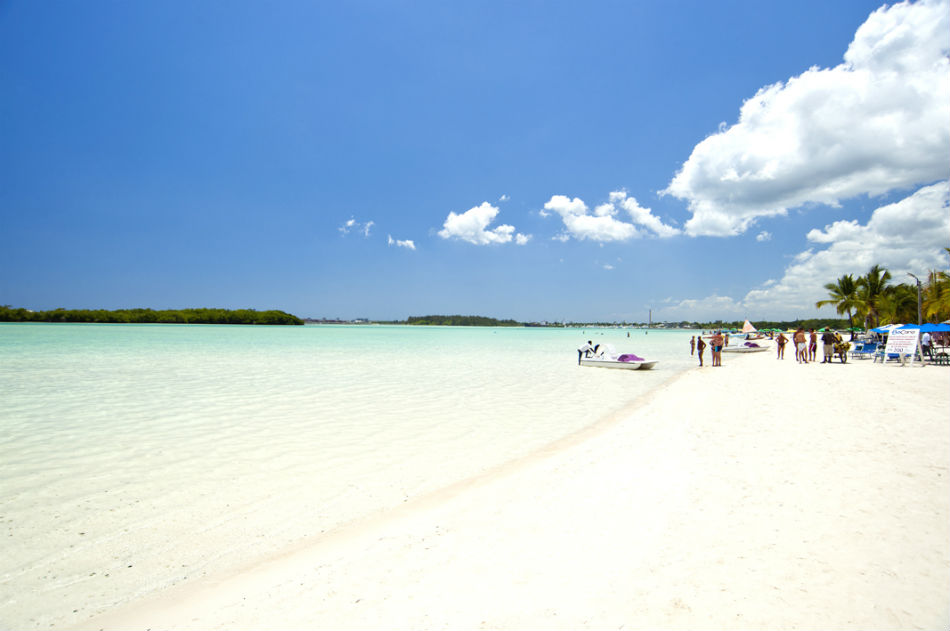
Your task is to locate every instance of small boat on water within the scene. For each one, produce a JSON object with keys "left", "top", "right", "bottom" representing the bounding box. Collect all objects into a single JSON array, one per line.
[
  {"left": 578, "top": 344, "right": 658, "bottom": 370},
  {"left": 722, "top": 325, "right": 772, "bottom": 353},
  {"left": 722, "top": 337, "right": 771, "bottom": 353},
  {"left": 579, "top": 356, "right": 658, "bottom": 370},
  {"left": 722, "top": 342, "right": 769, "bottom": 353}
]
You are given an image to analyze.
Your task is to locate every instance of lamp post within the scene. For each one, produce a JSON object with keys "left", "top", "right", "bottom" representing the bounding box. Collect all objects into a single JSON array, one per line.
[{"left": 907, "top": 273, "right": 922, "bottom": 326}]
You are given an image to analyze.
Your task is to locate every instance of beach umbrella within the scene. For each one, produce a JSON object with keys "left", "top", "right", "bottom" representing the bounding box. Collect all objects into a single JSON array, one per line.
[
  {"left": 893, "top": 323, "right": 950, "bottom": 331},
  {"left": 914, "top": 323, "right": 950, "bottom": 332},
  {"left": 871, "top": 323, "right": 902, "bottom": 333}
]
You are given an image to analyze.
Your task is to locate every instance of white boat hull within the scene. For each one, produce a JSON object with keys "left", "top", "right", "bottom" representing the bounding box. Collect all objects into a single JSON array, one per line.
[{"left": 579, "top": 358, "right": 657, "bottom": 370}]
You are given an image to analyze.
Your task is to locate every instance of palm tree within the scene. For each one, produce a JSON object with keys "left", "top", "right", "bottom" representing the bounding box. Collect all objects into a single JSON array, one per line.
[
  {"left": 816, "top": 274, "right": 859, "bottom": 338},
  {"left": 878, "top": 283, "right": 918, "bottom": 325},
  {"left": 856, "top": 264, "right": 892, "bottom": 329},
  {"left": 923, "top": 248, "right": 950, "bottom": 323}
]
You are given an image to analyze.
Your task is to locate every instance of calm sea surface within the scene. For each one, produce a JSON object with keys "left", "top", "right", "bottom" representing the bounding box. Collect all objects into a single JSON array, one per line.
[{"left": 0, "top": 323, "right": 696, "bottom": 628}]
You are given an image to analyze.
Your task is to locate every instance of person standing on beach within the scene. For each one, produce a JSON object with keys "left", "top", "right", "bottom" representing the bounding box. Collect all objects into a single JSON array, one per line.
[
  {"left": 690, "top": 335, "right": 696, "bottom": 356},
  {"left": 922, "top": 331, "right": 933, "bottom": 359},
  {"left": 776, "top": 332, "right": 787, "bottom": 359},
  {"left": 821, "top": 329, "right": 837, "bottom": 363},
  {"left": 710, "top": 331, "right": 724, "bottom": 367},
  {"left": 696, "top": 336, "right": 706, "bottom": 366},
  {"left": 793, "top": 328, "right": 808, "bottom": 363},
  {"left": 808, "top": 329, "right": 818, "bottom": 362},
  {"left": 577, "top": 340, "right": 593, "bottom": 365}
]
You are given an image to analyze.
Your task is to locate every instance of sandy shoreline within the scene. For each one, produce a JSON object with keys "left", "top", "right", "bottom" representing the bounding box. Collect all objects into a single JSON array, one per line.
[{"left": 81, "top": 351, "right": 949, "bottom": 630}]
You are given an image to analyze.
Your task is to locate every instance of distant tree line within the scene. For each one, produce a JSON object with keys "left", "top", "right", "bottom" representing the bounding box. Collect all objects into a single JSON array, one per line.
[
  {"left": 689, "top": 318, "right": 852, "bottom": 331},
  {"left": 0, "top": 306, "right": 304, "bottom": 325},
  {"left": 406, "top": 314, "right": 522, "bottom": 326}
]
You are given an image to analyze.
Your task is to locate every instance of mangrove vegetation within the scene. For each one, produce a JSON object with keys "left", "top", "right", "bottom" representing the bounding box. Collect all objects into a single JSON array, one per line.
[{"left": 0, "top": 306, "right": 304, "bottom": 325}]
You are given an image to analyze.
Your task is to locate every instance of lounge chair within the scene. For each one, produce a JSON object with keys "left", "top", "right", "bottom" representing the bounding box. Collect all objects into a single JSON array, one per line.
[{"left": 850, "top": 341, "right": 878, "bottom": 359}]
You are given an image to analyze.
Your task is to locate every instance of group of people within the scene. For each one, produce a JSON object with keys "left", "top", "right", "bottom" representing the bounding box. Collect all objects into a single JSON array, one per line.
[
  {"left": 691, "top": 328, "right": 849, "bottom": 367},
  {"left": 689, "top": 331, "right": 724, "bottom": 367},
  {"left": 774, "top": 327, "right": 843, "bottom": 363}
]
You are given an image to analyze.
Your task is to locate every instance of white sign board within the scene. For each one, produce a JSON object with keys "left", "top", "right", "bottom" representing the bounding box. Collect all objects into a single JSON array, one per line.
[{"left": 883, "top": 328, "right": 919, "bottom": 364}]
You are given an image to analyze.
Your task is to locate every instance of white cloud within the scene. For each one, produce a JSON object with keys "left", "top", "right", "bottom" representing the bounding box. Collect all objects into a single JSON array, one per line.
[
  {"left": 388, "top": 235, "right": 416, "bottom": 250},
  {"left": 438, "top": 201, "right": 529, "bottom": 245},
  {"left": 612, "top": 191, "right": 681, "bottom": 238},
  {"left": 542, "top": 191, "right": 680, "bottom": 242},
  {"left": 663, "top": 0, "right": 950, "bottom": 236},
  {"left": 499, "top": 194, "right": 510, "bottom": 202},
  {"left": 663, "top": 294, "right": 747, "bottom": 321},
  {"left": 664, "top": 181, "right": 950, "bottom": 320},
  {"left": 756, "top": 231, "right": 773, "bottom": 242},
  {"left": 339, "top": 218, "right": 374, "bottom": 237},
  {"left": 603, "top": 264, "right": 614, "bottom": 270}
]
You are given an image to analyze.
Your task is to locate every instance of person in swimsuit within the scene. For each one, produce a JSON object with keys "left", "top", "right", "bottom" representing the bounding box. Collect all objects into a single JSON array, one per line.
[
  {"left": 808, "top": 329, "right": 818, "bottom": 362},
  {"left": 710, "top": 331, "right": 724, "bottom": 367},
  {"left": 776, "top": 332, "right": 787, "bottom": 359},
  {"left": 696, "top": 336, "right": 706, "bottom": 366},
  {"left": 793, "top": 328, "right": 808, "bottom": 363}
]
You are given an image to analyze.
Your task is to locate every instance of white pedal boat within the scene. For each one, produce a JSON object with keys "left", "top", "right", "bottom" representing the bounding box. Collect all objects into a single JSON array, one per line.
[
  {"left": 578, "top": 344, "right": 657, "bottom": 370},
  {"left": 579, "top": 356, "right": 658, "bottom": 370}
]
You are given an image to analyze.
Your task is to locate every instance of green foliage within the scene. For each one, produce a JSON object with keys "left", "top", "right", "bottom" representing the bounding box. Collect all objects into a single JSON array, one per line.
[
  {"left": 406, "top": 315, "right": 522, "bottom": 327},
  {"left": 855, "top": 264, "right": 893, "bottom": 328},
  {"left": 815, "top": 273, "right": 859, "bottom": 330},
  {"left": 0, "top": 306, "right": 304, "bottom": 325},
  {"left": 818, "top": 256, "right": 950, "bottom": 327}
]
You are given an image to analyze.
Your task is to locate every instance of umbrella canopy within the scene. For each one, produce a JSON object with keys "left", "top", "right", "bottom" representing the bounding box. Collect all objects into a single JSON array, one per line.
[
  {"left": 871, "top": 323, "right": 903, "bottom": 333},
  {"left": 898, "top": 323, "right": 950, "bottom": 332}
]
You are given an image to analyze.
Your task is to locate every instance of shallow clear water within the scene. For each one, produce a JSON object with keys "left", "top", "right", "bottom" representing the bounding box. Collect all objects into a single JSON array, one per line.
[{"left": 0, "top": 323, "right": 696, "bottom": 628}]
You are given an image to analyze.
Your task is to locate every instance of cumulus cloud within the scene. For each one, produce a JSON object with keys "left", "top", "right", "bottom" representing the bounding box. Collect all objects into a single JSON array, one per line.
[
  {"left": 542, "top": 191, "right": 680, "bottom": 242},
  {"left": 387, "top": 235, "right": 416, "bottom": 250},
  {"left": 664, "top": 181, "right": 950, "bottom": 320},
  {"left": 663, "top": 294, "right": 747, "bottom": 321},
  {"left": 663, "top": 0, "right": 950, "bottom": 236},
  {"left": 438, "top": 201, "right": 529, "bottom": 245},
  {"left": 499, "top": 194, "right": 510, "bottom": 202},
  {"left": 756, "top": 231, "right": 773, "bottom": 242},
  {"left": 339, "top": 218, "right": 374, "bottom": 237}
]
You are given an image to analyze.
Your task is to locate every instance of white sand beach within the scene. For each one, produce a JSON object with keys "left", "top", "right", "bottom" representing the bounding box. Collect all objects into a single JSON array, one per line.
[{"left": 82, "top": 350, "right": 950, "bottom": 630}]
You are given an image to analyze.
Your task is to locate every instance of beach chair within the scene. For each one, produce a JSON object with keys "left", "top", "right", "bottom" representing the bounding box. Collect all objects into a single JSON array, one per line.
[
  {"left": 872, "top": 346, "right": 887, "bottom": 363},
  {"left": 850, "top": 341, "right": 877, "bottom": 359}
]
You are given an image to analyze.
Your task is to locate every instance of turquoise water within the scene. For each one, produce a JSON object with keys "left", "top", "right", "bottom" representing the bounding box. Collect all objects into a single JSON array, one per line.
[{"left": 0, "top": 323, "right": 695, "bottom": 628}]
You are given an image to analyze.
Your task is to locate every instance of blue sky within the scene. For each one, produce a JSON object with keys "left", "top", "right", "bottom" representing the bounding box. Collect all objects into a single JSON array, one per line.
[{"left": 2, "top": 0, "right": 947, "bottom": 322}]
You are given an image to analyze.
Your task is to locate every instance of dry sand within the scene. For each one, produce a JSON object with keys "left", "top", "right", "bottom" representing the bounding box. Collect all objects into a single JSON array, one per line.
[{"left": 81, "top": 350, "right": 950, "bottom": 630}]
